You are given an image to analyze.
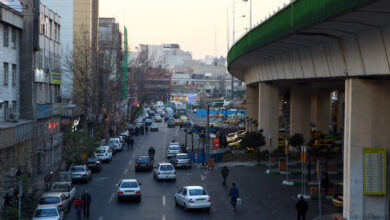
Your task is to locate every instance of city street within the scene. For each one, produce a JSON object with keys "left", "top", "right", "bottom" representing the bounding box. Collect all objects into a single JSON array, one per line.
[{"left": 63, "top": 120, "right": 339, "bottom": 220}]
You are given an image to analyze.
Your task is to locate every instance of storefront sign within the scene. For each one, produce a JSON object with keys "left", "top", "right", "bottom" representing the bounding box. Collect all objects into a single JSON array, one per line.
[
  {"left": 363, "top": 148, "right": 386, "bottom": 195},
  {"left": 50, "top": 72, "right": 62, "bottom": 85}
]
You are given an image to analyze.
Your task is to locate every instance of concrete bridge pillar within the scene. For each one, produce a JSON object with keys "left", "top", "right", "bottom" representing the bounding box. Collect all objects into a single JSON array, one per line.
[
  {"left": 310, "top": 93, "right": 317, "bottom": 126},
  {"left": 258, "top": 82, "right": 279, "bottom": 150},
  {"left": 337, "top": 91, "right": 345, "bottom": 133},
  {"left": 290, "top": 85, "right": 311, "bottom": 144},
  {"left": 343, "top": 79, "right": 390, "bottom": 220},
  {"left": 316, "top": 90, "right": 331, "bottom": 134},
  {"left": 245, "top": 86, "right": 259, "bottom": 128}
]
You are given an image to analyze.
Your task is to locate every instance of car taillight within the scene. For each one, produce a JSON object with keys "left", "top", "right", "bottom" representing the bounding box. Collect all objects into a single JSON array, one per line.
[
  {"left": 59, "top": 204, "right": 63, "bottom": 208},
  {"left": 119, "top": 191, "right": 123, "bottom": 195},
  {"left": 135, "top": 163, "right": 138, "bottom": 167},
  {"left": 189, "top": 198, "right": 194, "bottom": 203},
  {"left": 82, "top": 174, "right": 86, "bottom": 176},
  {"left": 148, "top": 163, "right": 152, "bottom": 166},
  {"left": 176, "top": 160, "right": 179, "bottom": 163},
  {"left": 136, "top": 191, "right": 140, "bottom": 194},
  {"left": 157, "top": 172, "right": 160, "bottom": 175},
  {"left": 208, "top": 198, "right": 211, "bottom": 202},
  {"left": 174, "top": 172, "right": 176, "bottom": 175}
]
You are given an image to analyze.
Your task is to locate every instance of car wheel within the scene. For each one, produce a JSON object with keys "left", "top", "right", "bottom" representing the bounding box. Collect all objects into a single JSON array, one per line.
[
  {"left": 175, "top": 198, "right": 179, "bottom": 206},
  {"left": 188, "top": 165, "right": 192, "bottom": 169},
  {"left": 205, "top": 207, "right": 210, "bottom": 212},
  {"left": 117, "top": 197, "right": 121, "bottom": 203},
  {"left": 85, "top": 178, "right": 89, "bottom": 184},
  {"left": 184, "top": 203, "right": 189, "bottom": 212},
  {"left": 90, "top": 175, "right": 92, "bottom": 181},
  {"left": 172, "top": 178, "right": 176, "bottom": 182},
  {"left": 137, "top": 197, "right": 141, "bottom": 203}
]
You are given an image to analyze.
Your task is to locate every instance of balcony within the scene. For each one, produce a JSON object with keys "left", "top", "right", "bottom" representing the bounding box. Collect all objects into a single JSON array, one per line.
[{"left": 0, "top": 119, "right": 32, "bottom": 149}]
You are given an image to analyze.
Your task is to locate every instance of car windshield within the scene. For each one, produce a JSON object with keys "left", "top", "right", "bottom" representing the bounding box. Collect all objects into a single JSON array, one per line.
[
  {"left": 96, "top": 149, "right": 105, "bottom": 153},
  {"left": 177, "top": 155, "right": 189, "bottom": 159},
  {"left": 71, "top": 167, "right": 85, "bottom": 172},
  {"left": 160, "top": 165, "right": 174, "bottom": 171},
  {"left": 137, "top": 157, "right": 150, "bottom": 162},
  {"left": 39, "top": 197, "right": 60, "bottom": 204},
  {"left": 34, "top": 208, "right": 58, "bottom": 217},
  {"left": 87, "top": 158, "right": 97, "bottom": 162},
  {"left": 189, "top": 189, "right": 207, "bottom": 196},
  {"left": 169, "top": 146, "right": 180, "bottom": 151},
  {"left": 109, "top": 140, "right": 118, "bottom": 144},
  {"left": 120, "top": 182, "right": 138, "bottom": 188},
  {"left": 51, "top": 183, "right": 68, "bottom": 191}
]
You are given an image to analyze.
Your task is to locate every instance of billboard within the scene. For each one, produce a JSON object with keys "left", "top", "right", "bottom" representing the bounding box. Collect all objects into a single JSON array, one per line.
[{"left": 50, "top": 72, "right": 62, "bottom": 85}]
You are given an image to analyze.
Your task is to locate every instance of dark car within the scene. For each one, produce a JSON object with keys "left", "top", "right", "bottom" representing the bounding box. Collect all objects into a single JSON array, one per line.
[
  {"left": 135, "top": 156, "right": 153, "bottom": 171},
  {"left": 84, "top": 156, "right": 102, "bottom": 172},
  {"left": 181, "top": 121, "right": 192, "bottom": 128},
  {"left": 145, "top": 119, "right": 153, "bottom": 126},
  {"left": 167, "top": 120, "right": 175, "bottom": 128},
  {"left": 150, "top": 123, "right": 158, "bottom": 132}
]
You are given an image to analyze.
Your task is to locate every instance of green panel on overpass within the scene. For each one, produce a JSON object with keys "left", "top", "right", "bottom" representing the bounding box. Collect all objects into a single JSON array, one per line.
[{"left": 227, "top": 0, "right": 375, "bottom": 69}]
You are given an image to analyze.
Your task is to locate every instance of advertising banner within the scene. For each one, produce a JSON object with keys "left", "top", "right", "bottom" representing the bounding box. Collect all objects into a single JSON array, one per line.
[{"left": 50, "top": 72, "right": 62, "bottom": 84}]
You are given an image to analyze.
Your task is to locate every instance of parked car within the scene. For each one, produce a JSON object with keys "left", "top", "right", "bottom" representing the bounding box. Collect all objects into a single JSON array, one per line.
[
  {"left": 49, "top": 182, "right": 76, "bottom": 201},
  {"left": 150, "top": 123, "right": 159, "bottom": 132},
  {"left": 109, "top": 138, "right": 123, "bottom": 152},
  {"left": 117, "top": 179, "right": 142, "bottom": 202},
  {"left": 32, "top": 204, "right": 64, "bottom": 220},
  {"left": 169, "top": 153, "right": 191, "bottom": 168},
  {"left": 166, "top": 143, "right": 181, "bottom": 158},
  {"left": 83, "top": 156, "right": 103, "bottom": 172},
  {"left": 135, "top": 156, "right": 153, "bottom": 171},
  {"left": 167, "top": 120, "right": 175, "bottom": 128},
  {"left": 96, "top": 146, "right": 112, "bottom": 162},
  {"left": 145, "top": 118, "right": 153, "bottom": 126},
  {"left": 71, "top": 165, "right": 92, "bottom": 183},
  {"left": 153, "top": 163, "right": 176, "bottom": 181},
  {"left": 38, "top": 192, "right": 71, "bottom": 212},
  {"left": 175, "top": 186, "right": 211, "bottom": 211}
]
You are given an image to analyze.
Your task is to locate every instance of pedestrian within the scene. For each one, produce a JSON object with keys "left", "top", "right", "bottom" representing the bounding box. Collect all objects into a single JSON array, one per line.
[
  {"left": 130, "top": 137, "right": 134, "bottom": 150},
  {"left": 228, "top": 183, "right": 239, "bottom": 212},
  {"left": 321, "top": 173, "right": 330, "bottom": 196},
  {"left": 221, "top": 165, "right": 229, "bottom": 186},
  {"left": 295, "top": 196, "right": 308, "bottom": 220},
  {"left": 145, "top": 126, "right": 149, "bottom": 134},
  {"left": 81, "top": 190, "right": 92, "bottom": 218},
  {"left": 2, "top": 193, "right": 12, "bottom": 212},
  {"left": 74, "top": 196, "right": 83, "bottom": 218},
  {"left": 126, "top": 136, "right": 131, "bottom": 150}
]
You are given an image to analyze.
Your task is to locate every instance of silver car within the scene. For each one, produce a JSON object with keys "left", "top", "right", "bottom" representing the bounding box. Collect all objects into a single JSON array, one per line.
[
  {"left": 32, "top": 204, "right": 64, "bottom": 220},
  {"left": 71, "top": 165, "right": 92, "bottom": 183},
  {"left": 38, "top": 192, "right": 71, "bottom": 212},
  {"left": 170, "top": 153, "right": 191, "bottom": 168},
  {"left": 166, "top": 143, "right": 181, "bottom": 158},
  {"left": 49, "top": 182, "right": 77, "bottom": 201}
]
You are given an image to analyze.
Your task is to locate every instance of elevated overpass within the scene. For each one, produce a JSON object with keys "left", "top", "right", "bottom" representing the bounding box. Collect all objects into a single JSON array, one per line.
[{"left": 228, "top": 0, "right": 390, "bottom": 219}]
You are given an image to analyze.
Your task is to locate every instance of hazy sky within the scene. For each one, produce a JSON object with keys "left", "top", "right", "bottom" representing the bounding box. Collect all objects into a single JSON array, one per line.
[{"left": 100, "top": 0, "right": 289, "bottom": 59}]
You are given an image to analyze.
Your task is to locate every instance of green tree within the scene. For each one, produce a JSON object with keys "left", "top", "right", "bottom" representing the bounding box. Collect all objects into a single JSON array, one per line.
[
  {"left": 289, "top": 133, "right": 304, "bottom": 148},
  {"left": 241, "top": 131, "right": 266, "bottom": 149}
]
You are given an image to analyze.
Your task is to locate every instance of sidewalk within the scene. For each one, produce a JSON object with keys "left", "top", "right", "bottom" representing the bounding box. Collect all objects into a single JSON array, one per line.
[{"left": 203, "top": 165, "right": 342, "bottom": 219}]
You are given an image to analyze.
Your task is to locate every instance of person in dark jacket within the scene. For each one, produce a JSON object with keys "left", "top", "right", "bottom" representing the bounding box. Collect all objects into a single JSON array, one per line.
[
  {"left": 81, "top": 190, "right": 92, "bottom": 218},
  {"left": 74, "top": 196, "right": 83, "bottom": 218},
  {"left": 321, "top": 173, "right": 330, "bottom": 196},
  {"left": 221, "top": 166, "right": 229, "bottom": 186},
  {"left": 228, "top": 183, "right": 239, "bottom": 211},
  {"left": 295, "top": 196, "right": 308, "bottom": 220}
]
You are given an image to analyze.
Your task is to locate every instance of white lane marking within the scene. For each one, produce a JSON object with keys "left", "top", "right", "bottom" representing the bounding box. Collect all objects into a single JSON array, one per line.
[
  {"left": 98, "top": 216, "right": 104, "bottom": 220},
  {"left": 123, "top": 168, "right": 128, "bottom": 174},
  {"left": 162, "top": 214, "right": 166, "bottom": 220},
  {"left": 128, "top": 160, "right": 132, "bottom": 165},
  {"left": 162, "top": 195, "right": 166, "bottom": 206},
  {"left": 108, "top": 192, "right": 115, "bottom": 203}
]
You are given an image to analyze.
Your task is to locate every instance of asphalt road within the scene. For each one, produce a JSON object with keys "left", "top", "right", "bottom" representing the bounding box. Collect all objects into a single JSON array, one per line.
[{"left": 64, "top": 122, "right": 222, "bottom": 220}]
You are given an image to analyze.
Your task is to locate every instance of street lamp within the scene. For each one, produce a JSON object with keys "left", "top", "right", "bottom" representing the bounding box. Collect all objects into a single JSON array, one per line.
[{"left": 242, "top": 0, "right": 252, "bottom": 29}]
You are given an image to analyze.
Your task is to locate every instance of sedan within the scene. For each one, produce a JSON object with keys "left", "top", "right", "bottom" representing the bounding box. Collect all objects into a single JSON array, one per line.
[
  {"left": 38, "top": 192, "right": 71, "bottom": 212},
  {"left": 150, "top": 123, "right": 158, "bottom": 132},
  {"left": 145, "top": 119, "right": 153, "bottom": 126},
  {"left": 84, "top": 156, "right": 103, "bottom": 172},
  {"left": 117, "top": 179, "right": 142, "bottom": 202},
  {"left": 71, "top": 165, "right": 92, "bottom": 183},
  {"left": 175, "top": 186, "right": 211, "bottom": 212},
  {"left": 153, "top": 163, "right": 176, "bottom": 181},
  {"left": 32, "top": 204, "right": 64, "bottom": 220},
  {"left": 170, "top": 153, "right": 191, "bottom": 168},
  {"left": 135, "top": 156, "right": 153, "bottom": 171},
  {"left": 167, "top": 121, "right": 175, "bottom": 128}
]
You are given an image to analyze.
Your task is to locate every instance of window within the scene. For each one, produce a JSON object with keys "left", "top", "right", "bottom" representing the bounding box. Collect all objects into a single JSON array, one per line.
[
  {"left": 11, "top": 29, "right": 16, "bottom": 49},
  {"left": 54, "top": 23, "right": 57, "bottom": 41},
  {"left": 3, "top": 63, "right": 9, "bottom": 85},
  {"left": 40, "top": 13, "right": 44, "bottom": 34},
  {"left": 49, "top": 19, "right": 53, "bottom": 38},
  {"left": 3, "top": 25, "right": 9, "bottom": 47},
  {"left": 12, "top": 101, "right": 16, "bottom": 115},
  {"left": 12, "top": 64, "right": 16, "bottom": 86},
  {"left": 3, "top": 101, "right": 8, "bottom": 120},
  {"left": 57, "top": 25, "right": 60, "bottom": 42}
]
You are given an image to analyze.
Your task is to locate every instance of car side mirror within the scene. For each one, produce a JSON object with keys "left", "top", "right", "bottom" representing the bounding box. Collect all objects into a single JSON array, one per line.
[{"left": 138, "top": 183, "right": 142, "bottom": 185}]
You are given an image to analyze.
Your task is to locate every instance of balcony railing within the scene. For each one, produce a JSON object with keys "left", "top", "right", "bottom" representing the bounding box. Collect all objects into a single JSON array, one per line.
[{"left": 0, "top": 119, "right": 32, "bottom": 149}]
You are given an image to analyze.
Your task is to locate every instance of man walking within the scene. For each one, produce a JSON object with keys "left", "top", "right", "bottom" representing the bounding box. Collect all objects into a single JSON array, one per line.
[
  {"left": 228, "top": 183, "right": 239, "bottom": 212},
  {"left": 73, "top": 196, "right": 83, "bottom": 219},
  {"left": 221, "top": 165, "right": 229, "bottom": 186},
  {"left": 81, "top": 190, "right": 92, "bottom": 218},
  {"left": 295, "top": 196, "right": 308, "bottom": 220}
]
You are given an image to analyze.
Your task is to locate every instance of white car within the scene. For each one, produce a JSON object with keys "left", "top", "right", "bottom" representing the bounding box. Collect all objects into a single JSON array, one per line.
[
  {"left": 153, "top": 163, "right": 176, "bottom": 181},
  {"left": 96, "top": 146, "right": 112, "bottom": 162},
  {"left": 166, "top": 143, "right": 181, "bottom": 158},
  {"left": 32, "top": 204, "right": 64, "bottom": 220},
  {"left": 117, "top": 179, "right": 142, "bottom": 202},
  {"left": 175, "top": 186, "right": 211, "bottom": 211},
  {"left": 109, "top": 138, "right": 123, "bottom": 152}
]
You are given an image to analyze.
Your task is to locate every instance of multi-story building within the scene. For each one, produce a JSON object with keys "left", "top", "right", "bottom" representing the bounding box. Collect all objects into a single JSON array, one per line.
[
  {"left": 0, "top": 2, "right": 33, "bottom": 193},
  {"left": 18, "top": 0, "right": 63, "bottom": 185}
]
